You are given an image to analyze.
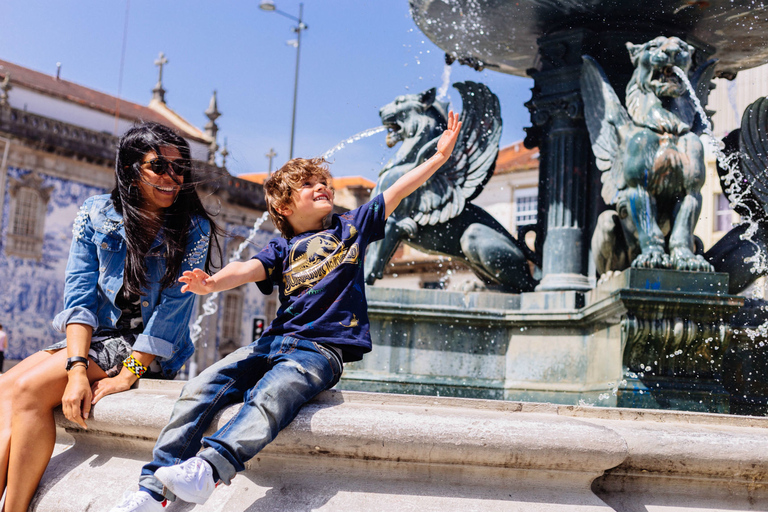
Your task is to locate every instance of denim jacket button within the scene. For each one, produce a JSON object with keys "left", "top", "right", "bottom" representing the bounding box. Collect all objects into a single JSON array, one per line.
[
  {"left": 101, "top": 242, "right": 108, "bottom": 249},
  {"left": 142, "top": 301, "right": 149, "bottom": 307}
]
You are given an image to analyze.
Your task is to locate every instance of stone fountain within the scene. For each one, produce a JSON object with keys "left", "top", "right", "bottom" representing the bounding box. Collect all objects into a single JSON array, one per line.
[
  {"left": 337, "top": 0, "right": 768, "bottom": 415},
  {"left": 30, "top": 4, "right": 768, "bottom": 510}
]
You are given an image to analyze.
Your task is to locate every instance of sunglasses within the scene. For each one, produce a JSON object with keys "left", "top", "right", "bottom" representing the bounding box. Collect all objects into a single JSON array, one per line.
[{"left": 142, "top": 157, "right": 191, "bottom": 177}]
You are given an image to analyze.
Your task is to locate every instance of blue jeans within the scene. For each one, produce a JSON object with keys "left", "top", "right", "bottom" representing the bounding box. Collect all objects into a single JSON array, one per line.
[{"left": 139, "top": 335, "right": 342, "bottom": 499}]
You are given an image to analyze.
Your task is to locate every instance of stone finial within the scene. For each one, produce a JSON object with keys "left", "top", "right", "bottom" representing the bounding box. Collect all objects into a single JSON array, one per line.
[
  {"left": 205, "top": 90, "right": 221, "bottom": 125},
  {"left": 152, "top": 52, "right": 168, "bottom": 103},
  {"left": 220, "top": 138, "right": 229, "bottom": 169},
  {"left": 205, "top": 90, "right": 221, "bottom": 165},
  {"left": 0, "top": 72, "right": 12, "bottom": 107}
]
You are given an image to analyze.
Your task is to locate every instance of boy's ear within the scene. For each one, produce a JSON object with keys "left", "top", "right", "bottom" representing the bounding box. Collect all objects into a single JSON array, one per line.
[{"left": 276, "top": 205, "right": 293, "bottom": 217}]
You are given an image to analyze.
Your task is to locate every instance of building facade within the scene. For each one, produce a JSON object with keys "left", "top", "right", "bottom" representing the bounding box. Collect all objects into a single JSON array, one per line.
[{"left": 0, "top": 58, "right": 272, "bottom": 374}]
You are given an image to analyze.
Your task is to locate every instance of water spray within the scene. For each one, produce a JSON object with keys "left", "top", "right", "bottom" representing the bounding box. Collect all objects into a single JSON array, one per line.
[
  {"left": 188, "top": 211, "right": 272, "bottom": 360},
  {"left": 321, "top": 126, "right": 387, "bottom": 160}
]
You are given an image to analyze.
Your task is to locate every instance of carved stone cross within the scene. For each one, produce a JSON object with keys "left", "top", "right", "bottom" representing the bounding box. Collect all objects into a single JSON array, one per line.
[
  {"left": 152, "top": 52, "right": 168, "bottom": 102},
  {"left": 266, "top": 148, "right": 277, "bottom": 174}
]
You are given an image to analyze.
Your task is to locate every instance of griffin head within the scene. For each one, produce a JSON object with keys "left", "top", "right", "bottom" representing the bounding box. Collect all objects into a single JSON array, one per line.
[
  {"left": 379, "top": 87, "right": 448, "bottom": 148},
  {"left": 627, "top": 36, "right": 694, "bottom": 98}
]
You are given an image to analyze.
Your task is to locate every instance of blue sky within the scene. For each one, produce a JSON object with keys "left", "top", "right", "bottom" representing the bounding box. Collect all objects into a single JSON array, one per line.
[{"left": 4, "top": 1, "right": 533, "bottom": 182}]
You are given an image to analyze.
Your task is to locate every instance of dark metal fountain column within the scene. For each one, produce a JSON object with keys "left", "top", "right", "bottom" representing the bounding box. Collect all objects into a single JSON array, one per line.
[{"left": 525, "top": 30, "right": 594, "bottom": 292}]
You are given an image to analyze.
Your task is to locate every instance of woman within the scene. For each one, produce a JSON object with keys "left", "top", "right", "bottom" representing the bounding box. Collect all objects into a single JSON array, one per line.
[{"left": 0, "top": 122, "right": 219, "bottom": 511}]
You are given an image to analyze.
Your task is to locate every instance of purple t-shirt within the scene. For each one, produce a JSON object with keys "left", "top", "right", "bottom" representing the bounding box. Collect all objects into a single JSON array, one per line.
[{"left": 253, "top": 194, "right": 386, "bottom": 361}]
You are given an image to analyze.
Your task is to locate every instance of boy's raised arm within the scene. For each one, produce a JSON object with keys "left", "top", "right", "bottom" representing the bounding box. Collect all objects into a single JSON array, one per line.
[
  {"left": 382, "top": 110, "right": 462, "bottom": 218},
  {"left": 179, "top": 259, "right": 267, "bottom": 295}
]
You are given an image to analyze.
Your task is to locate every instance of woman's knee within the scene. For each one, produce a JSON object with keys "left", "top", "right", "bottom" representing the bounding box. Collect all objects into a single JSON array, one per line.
[{"left": 11, "top": 374, "right": 59, "bottom": 413}]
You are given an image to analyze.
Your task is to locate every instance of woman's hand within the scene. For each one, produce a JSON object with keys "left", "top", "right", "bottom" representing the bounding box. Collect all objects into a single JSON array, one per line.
[
  {"left": 436, "top": 110, "right": 462, "bottom": 159},
  {"left": 61, "top": 366, "right": 92, "bottom": 429},
  {"left": 91, "top": 371, "right": 137, "bottom": 405},
  {"left": 179, "top": 268, "right": 215, "bottom": 294}
]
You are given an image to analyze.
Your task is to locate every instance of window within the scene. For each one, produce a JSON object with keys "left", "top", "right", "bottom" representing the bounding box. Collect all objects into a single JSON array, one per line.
[
  {"left": 715, "top": 193, "right": 734, "bottom": 232},
  {"left": 7, "top": 173, "right": 53, "bottom": 260},
  {"left": 514, "top": 188, "right": 538, "bottom": 227}
]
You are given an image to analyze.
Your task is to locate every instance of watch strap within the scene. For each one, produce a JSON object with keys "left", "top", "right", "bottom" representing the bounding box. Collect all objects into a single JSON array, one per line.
[{"left": 66, "top": 356, "right": 89, "bottom": 371}]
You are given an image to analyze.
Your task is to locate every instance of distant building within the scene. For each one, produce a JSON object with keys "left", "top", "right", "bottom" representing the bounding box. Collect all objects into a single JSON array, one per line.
[
  {"left": 238, "top": 173, "right": 375, "bottom": 211},
  {"left": 0, "top": 58, "right": 271, "bottom": 374}
]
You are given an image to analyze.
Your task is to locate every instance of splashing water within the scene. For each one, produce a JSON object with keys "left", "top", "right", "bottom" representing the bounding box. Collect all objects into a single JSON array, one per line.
[
  {"left": 437, "top": 62, "right": 452, "bottom": 101},
  {"left": 674, "top": 67, "right": 768, "bottom": 335},
  {"left": 189, "top": 211, "right": 272, "bottom": 350},
  {"left": 321, "top": 126, "right": 387, "bottom": 160}
]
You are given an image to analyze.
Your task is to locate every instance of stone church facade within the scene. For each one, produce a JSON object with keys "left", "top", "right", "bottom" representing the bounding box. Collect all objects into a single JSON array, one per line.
[{"left": 0, "top": 58, "right": 275, "bottom": 376}]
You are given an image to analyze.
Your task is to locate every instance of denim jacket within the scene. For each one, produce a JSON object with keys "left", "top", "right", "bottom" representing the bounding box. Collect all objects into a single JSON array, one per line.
[{"left": 52, "top": 194, "right": 210, "bottom": 378}]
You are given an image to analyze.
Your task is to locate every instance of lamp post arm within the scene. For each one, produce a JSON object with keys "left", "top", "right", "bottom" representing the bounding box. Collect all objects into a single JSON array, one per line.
[{"left": 272, "top": 8, "right": 301, "bottom": 23}]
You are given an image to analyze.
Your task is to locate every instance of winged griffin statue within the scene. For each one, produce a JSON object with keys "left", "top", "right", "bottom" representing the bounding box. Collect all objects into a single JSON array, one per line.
[
  {"left": 581, "top": 36, "right": 718, "bottom": 275},
  {"left": 364, "top": 81, "right": 538, "bottom": 293}
]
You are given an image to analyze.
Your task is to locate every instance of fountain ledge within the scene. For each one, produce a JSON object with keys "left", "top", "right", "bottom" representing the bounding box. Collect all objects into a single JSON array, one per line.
[
  {"left": 36, "top": 380, "right": 768, "bottom": 511},
  {"left": 353, "top": 269, "right": 744, "bottom": 406}
]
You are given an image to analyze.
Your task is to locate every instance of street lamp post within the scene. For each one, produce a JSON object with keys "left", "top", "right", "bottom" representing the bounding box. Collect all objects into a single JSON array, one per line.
[{"left": 259, "top": 1, "right": 307, "bottom": 160}]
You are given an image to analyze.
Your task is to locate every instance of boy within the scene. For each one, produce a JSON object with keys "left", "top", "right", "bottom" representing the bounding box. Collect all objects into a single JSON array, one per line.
[{"left": 110, "top": 112, "right": 461, "bottom": 511}]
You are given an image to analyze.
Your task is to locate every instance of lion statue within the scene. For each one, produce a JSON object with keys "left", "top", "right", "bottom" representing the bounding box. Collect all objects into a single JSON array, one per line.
[
  {"left": 364, "top": 82, "right": 538, "bottom": 293},
  {"left": 581, "top": 36, "right": 718, "bottom": 275}
]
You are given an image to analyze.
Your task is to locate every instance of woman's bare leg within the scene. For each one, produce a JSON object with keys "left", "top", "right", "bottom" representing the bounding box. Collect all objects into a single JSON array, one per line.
[
  {"left": 0, "top": 350, "right": 54, "bottom": 496},
  {"left": 2, "top": 349, "right": 106, "bottom": 512}
]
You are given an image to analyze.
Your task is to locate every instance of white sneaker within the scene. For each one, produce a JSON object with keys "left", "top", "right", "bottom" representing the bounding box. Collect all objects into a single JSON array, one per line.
[
  {"left": 109, "top": 490, "right": 166, "bottom": 512},
  {"left": 155, "top": 456, "right": 216, "bottom": 504}
]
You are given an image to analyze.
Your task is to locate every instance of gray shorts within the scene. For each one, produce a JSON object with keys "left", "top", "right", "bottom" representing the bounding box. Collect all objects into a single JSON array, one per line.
[{"left": 45, "top": 331, "right": 163, "bottom": 378}]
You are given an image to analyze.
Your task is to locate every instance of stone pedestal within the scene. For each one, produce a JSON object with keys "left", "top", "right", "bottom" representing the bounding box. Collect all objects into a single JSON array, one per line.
[
  {"left": 587, "top": 269, "right": 743, "bottom": 412},
  {"left": 357, "top": 270, "right": 743, "bottom": 412}
]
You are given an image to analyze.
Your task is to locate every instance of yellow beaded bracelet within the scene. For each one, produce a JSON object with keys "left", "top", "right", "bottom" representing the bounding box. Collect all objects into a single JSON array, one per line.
[{"left": 122, "top": 355, "right": 147, "bottom": 378}]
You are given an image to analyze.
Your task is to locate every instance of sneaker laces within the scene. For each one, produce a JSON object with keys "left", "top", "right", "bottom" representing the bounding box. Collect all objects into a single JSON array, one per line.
[
  {"left": 117, "top": 490, "right": 166, "bottom": 509},
  {"left": 182, "top": 458, "right": 207, "bottom": 483},
  {"left": 120, "top": 492, "right": 145, "bottom": 507}
]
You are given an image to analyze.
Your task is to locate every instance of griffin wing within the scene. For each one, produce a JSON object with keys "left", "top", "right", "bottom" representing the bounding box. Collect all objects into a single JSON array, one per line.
[
  {"left": 580, "top": 55, "right": 631, "bottom": 205},
  {"left": 670, "top": 58, "right": 718, "bottom": 136},
  {"left": 410, "top": 81, "right": 502, "bottom": 226},
  {"left": 737, "top": 96, "right": 768, "bottom": 219}
]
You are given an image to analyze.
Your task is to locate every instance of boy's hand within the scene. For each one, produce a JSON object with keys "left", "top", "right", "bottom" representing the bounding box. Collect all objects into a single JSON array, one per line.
[
  {"left": 436, "top": 110, "right": 462, "bottom": 159},
  {"left": 179, "top": 268, "right": 215, "bottom": 295},
  {"left": 382, "top": 110, "right": 464, "bottom": 218}
]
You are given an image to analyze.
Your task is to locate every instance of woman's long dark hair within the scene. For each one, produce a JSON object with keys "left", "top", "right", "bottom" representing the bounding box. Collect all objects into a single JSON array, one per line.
[{"left": 112, "top": 122, "right": 220, "bottom": 297}]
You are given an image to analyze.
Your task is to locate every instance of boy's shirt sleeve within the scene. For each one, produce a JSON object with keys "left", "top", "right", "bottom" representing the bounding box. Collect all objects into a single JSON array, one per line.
[
  {"left": 252, "top": 238, "right": 285, "bottom": 294},
  {"left": 348, "top": 193, "right": 387, "bottom": 243}
]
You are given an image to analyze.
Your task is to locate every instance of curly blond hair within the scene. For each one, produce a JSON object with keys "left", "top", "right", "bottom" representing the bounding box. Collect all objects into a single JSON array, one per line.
[{"left": 263, "top": 157, "right": 334, "bottom": 238}]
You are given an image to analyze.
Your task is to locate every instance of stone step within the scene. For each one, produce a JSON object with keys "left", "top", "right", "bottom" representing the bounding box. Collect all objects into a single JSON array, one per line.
[{"left": 29, "top": 381, "right": 768, "bottom": 512}]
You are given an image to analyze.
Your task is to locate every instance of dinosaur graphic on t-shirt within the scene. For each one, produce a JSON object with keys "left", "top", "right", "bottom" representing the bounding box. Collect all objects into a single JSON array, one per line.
[{"left": 340, "top": 315, "right": 359, "bottom": 328}]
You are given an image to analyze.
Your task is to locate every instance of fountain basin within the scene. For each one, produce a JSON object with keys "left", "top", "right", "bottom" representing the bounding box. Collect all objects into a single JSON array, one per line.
[
  {"left": 347, "top": 268, "right": 744, "bottom": 411},
  {"left": 410, "top": 0, "right": 768, "bottom": 77}
]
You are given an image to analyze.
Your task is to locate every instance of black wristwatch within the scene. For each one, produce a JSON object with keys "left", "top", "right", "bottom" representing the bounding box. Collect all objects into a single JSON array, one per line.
[{"left": 65, "top": 356, "right": 89, "bottom": 371}]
